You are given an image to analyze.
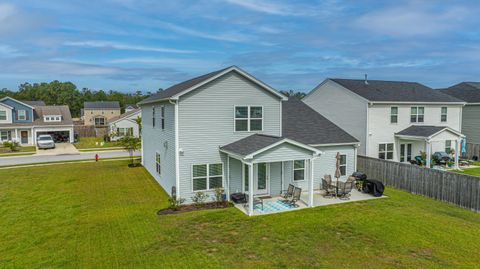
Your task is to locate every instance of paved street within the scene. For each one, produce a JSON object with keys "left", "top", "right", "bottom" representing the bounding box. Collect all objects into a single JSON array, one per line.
[{"left": 0, "top": 150, "right": 140, "bottom": 166}]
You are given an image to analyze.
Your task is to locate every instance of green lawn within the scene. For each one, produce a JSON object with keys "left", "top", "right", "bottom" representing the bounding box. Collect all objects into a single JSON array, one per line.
[
  {"left": 1, "top": 161, "right": 480, "bottom": 268},
  {"left": 73, "top": 137, "right": 121, "bottom": 149},
  {"left": 452, "top": 166, "right": 480, "bottom": 176},
  {"left": 0, "top": 145, "right": 36, "bottom": 154}
]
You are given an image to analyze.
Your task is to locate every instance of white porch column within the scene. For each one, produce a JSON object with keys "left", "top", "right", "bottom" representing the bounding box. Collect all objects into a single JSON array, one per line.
[
  {"left": 14, "top": 129, "right": 18, "bottom": 142},
  {"left": 308, "top": 158, "right": 314, "bottom": 207},
  {"left": 426, "top": 140, "right": 432, "bottom": 168},
  {"left": 454, "top": 139, "right": 460, "bottom": 169},
  {"left": 226, "top": 156, "right": 230, "bottom": 201},
  {"left": 248, "top": 163, "right": 254, "bottom": 216}
]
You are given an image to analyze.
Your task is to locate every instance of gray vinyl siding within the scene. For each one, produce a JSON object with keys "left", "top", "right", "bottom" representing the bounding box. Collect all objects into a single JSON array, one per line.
[
  {"left": 462, "top": 105, "right": 480, "bottom": 144},
  {"left": 283, "top": 145, "right": 356, "bottom": 191},
  {"left": 141, "top": 101, "right": 177, "bottom": 196},
  {"left": 304, "top": 80, "right": 368, "bottom": 154},
  {"left": 269, "top": 162, "right": 282, "bottom": 196},
  {"left": 253, "top": 143, "right": 312, "bottom": 163},
  {"left": 228, "top": 157, "right": 243, "bottom": 194},
  {"left": 178, "top": 71, "right": 283, "bottom": 202}
]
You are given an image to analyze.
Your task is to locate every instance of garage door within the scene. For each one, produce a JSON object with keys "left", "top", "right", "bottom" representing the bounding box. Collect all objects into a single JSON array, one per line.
[{"left": 36, "top": 131, "right": 70, "bottom": 143}]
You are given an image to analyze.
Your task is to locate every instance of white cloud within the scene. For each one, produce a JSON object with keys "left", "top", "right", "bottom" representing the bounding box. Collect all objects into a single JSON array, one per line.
[
  {"left": 157, "top": 21, "right": 251, "bottom": 42},
  {"left": 0, "top": 44, "right": 24, "bottom": 57},
  {"left": 224, "top": 0, "right": 295, "bottom": 15},
  {"left": 63, "top": 40, "right": 195, "bottom": 54},
  {"left": 355, "top": 4, "right": 470, "bottom": 37}
]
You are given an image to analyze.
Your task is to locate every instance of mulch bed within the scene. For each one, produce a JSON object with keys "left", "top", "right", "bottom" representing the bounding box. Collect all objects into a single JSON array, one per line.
[{"left": 157, "top": 201, "right": 233, "bottom": 215}]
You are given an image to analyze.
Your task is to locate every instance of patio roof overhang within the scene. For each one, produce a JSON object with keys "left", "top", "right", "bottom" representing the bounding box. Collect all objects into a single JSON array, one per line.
[
  {"left": 219, "top": 134, "right": 323, "bottom": 163},
  {"left": 395, "top": 125, "right": 465, "bottom": 142}
]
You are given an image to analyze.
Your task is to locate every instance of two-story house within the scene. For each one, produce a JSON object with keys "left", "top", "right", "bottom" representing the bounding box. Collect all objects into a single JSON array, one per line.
[
  {"left": 440, "top": 82, "right": 480, "bottom": 147},
  {"left": 0, "top": 97, "right": 74, "bottom": 145},
  {"left": 83, "top": 101, "right": 121, "bottom": 126},
  {"left": 138, "top": 66, "right": 359, "bottom": 216},
  {"left": 303, "top": 78, "right": 466, "bottom": 168}
]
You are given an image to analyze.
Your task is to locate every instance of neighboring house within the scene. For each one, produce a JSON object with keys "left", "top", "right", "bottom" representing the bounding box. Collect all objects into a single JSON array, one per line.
[
  {"left": 125, "top": 104, "right": 138, "bottom": 113},
  {"left": 108, "top": 108, "right": 141, "bottom": 141},
  {"left": 138, "top": 66, "right": 359, "bottom": 215},
  {"left": 303, "top": 78, "right": 466, "bottom": 167},
  {"left": 0, "top": 97, "right": 74, "bottom": 145},
  {"left": 83, "top": 101, "right": 121, "bottom": 126},
  {"left": 440, "top": 82, "right": 480, "bottom": 145}
]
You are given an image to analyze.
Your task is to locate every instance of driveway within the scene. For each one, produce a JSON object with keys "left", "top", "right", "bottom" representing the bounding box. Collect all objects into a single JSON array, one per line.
[
  {"left": 0, "top": 150, "right": 140, "bottom": 166},
  {"left": 36, "top": 143, "right": 79, "bottom": 156}
]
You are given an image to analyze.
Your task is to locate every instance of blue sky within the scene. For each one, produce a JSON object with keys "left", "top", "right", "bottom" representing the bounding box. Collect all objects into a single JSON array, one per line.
[{"left": 1, "top": 0, "right": 479, "bottom": 93}]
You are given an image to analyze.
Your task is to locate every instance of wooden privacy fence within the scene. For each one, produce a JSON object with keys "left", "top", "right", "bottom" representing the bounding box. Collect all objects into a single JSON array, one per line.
[
  {"left": 357, "top": 155, "right": 480, "bottom": 212},
  {"left": 466, "top": 143, "right": 480, "bottom": 160}
]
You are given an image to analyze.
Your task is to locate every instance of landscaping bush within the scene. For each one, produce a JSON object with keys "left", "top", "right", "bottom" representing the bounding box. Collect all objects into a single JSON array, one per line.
[
  {"left": 168, "top": 197, "right": 186, "bottom": 211},
  {"left": 3, "top": 141, "right": 20, "bottom": 152},
  {"left": 191, "top": 192, "right": 209, "bottom": 208},
  {"left": 212, "top": 188, "right": 225, "bottom": 205}
]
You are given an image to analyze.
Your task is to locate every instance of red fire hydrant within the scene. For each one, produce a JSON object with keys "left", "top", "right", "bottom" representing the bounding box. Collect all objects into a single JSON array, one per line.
[{"left": 95, "top": 153, "right": 99, "bottom": 162}]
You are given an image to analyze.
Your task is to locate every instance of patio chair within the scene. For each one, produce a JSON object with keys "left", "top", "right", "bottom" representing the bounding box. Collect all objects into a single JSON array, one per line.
[
  {"left": 321, "top": 178, "right": 335, "bottom": 198},
  {"left": 243, "top": 194, "right": 263, "bottom": 211},
  {"left": 337, "top": 178, "right": 355, "bottom": 200},
  {"left": 281, "top": 184, "right": 295, "bottom": 199},
  {"left": 284, "top": 187, "right": 302, "bottom": 207}
]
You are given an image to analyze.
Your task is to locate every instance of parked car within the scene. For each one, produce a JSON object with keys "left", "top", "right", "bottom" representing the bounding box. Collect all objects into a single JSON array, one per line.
[
  {"left": 37, "top": 135, "right": 55, "bottom": 149},
  {"left": 432, "top": 151, "right": 451, "bottom": 164}
]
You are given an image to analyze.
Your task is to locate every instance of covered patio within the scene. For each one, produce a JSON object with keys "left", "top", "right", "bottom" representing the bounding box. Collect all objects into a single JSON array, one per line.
[
  {"left": 395, "top": 125, "right": 465, "bottom": 168},
  {"left": 220, "top": 134, "right": 323, "bottom": 216},
  {"left": 234, "top": 189, "right": 385, "bottom": 216}
]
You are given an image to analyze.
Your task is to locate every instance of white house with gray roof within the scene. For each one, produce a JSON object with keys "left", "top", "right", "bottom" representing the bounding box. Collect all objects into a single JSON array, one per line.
[
  {"left": 138, "top": 66, "right": 359, "bottom": 216},
  {"left": 304, "top": 78, "right": 466, "bottom": 168}
]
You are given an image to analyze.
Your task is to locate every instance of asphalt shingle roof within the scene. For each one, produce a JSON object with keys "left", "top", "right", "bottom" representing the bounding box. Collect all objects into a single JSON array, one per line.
[
  {"left": 221, "top": 98, "right": 359, "bottom": 156},
  {"left": 220, "top": 134, "right": 283, "bottom": 156},
  {"left": 396, "top": 125, "right": 446, "bottom": 137},
  {"left": 282, "top": 98, "right": 358, "bottom": 145},
  {"left": 84, "top": 101, "right": 120, "bottom": 109},
  {"left": 138, "top": 66, "right": 232, "bottom": 105},
  {"left": 439, "top": 82, "right": 480, "bottom": 103},
  {"left": 21, "top": 100, "right": 46, "bottom": 106},
  {"left": 331, "top": 79, "right": 463, "bottom": 103},
  {"left": 0, "top": 105, "right": 73, "bottom": 127},
  {"left": 109, "top": 108, "right": 141, "bottom": 123}
]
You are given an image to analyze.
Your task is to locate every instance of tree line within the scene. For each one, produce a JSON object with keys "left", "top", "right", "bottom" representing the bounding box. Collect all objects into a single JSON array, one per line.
[
  {"left": 0, "top": 80, "right": 307, "bottom": 118},
  {"left": 0, "top": 81, "right": 153, "bottom": 117}
]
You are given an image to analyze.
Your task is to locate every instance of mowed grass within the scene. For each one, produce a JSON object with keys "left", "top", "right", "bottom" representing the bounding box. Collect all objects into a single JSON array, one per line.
[
  {"left": 1, "top": 162, "right": 480, "bottom": 268},
  {"left": 73, "top": 137, "right": 121, "bottom": 149},
  {"left": 0, "top": 146, "right": 36, "bottom": 154}
]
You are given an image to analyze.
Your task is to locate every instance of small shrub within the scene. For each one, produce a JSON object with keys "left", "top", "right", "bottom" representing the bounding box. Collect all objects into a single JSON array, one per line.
[
  {"left": 3, "top": 141, "right": 19, "bottom": 152},
  {"left": 212, "top": 187, "right": 225, "bottom": 205},
  {"left": 191, "top": 192, "right": 209, "bottom": 208},
  {"left": 168, "top": 197, "right": 186, "bottom": 211}
]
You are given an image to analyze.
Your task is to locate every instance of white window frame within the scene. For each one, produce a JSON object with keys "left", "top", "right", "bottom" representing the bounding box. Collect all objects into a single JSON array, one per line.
[
  {"left": 293, "top": 159, "right": 305, "bottom": 181},
  {"left": 378, "top": 143, "right": 394, "bottom": 160},
  {"left": 441, "top": 107, "right": 447, "bottom": 122},
  {"left": 0, "top": 130, "right": 11, "bottom": 141},
  {"left": 94, "top": 117, "right": 105, "bottom": 126},
  {"left": 390, "top": 106, "right": 398, "bottom": 124},
  {"left": 445, "top": 140, "right": 452, "bottom": 153},
  {"left": 192, "top": 163, "right": 223, "bottom": 192},
  {"left": 339, "top": 154, "right": 347, "bottom": 176},
  {"left": 44, "top": 115, "right": 62, "bottom": 122},
  {"left": 117, "top": 127, "right": 133, "bottom": 137},
  {"left": 410, "top": 106, "right": 424, "bottom": 123},
  {"left": 0, "top": 110, "right": 6, "bottom": 121},
  {"left": 155, "top": 152, "right": 161, "bottom": 175},
  {"left": 234, "top": 105, "right": 263, "bottom": 132},
  {"left": 160, "top": 105, "right": 165, "bottom": 130},
  {"left": 17, "top": 110, "right": 26, "bottom": 120}
]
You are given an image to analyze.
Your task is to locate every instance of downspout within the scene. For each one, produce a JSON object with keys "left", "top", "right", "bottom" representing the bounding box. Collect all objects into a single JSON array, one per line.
[
  {"left": 365, "top": 102, "right": 370, "bottom": 157},
  {"left": 169, "top": 99, "right": 181, "bottom": 199}
]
